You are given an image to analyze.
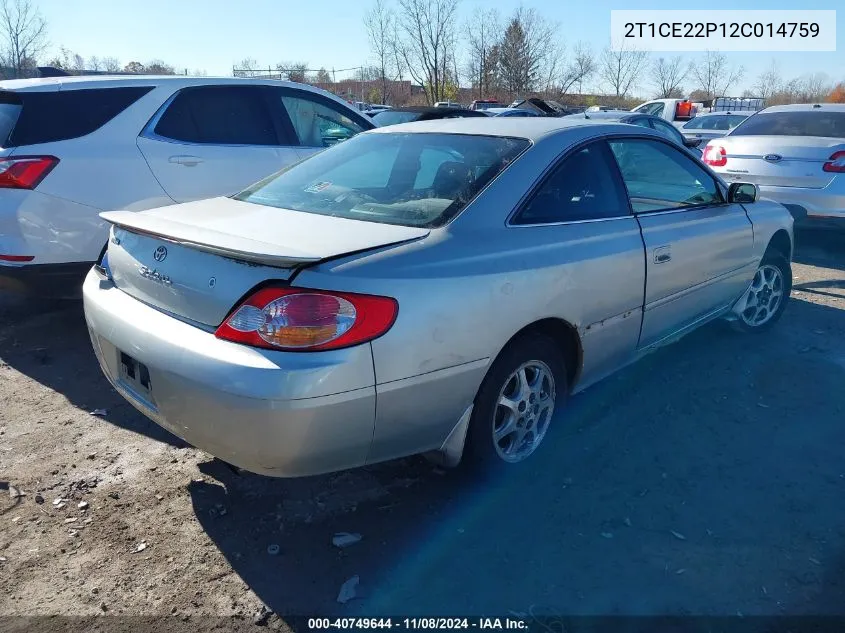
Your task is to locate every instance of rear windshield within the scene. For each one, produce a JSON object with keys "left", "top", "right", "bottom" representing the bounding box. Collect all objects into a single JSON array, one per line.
[
  {"left": 683, "top": 115, "right": 748, "bottom": 130},
  {"left": 234, "top": 132, "right": 530, "bottom": 228},
  {"left": 730, "top": 111, "right": 845, "bottom": 138},
  {"left": 372, "top": 110, "right": 421, "bottom": 127},
  {"left": 4, "top": 87, "right": 153, "bottom": 146}
]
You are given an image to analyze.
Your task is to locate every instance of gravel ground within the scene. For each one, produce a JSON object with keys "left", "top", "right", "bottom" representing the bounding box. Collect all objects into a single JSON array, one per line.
[{"left": 1, "top": 232, "right": 844, "bottom": 629}]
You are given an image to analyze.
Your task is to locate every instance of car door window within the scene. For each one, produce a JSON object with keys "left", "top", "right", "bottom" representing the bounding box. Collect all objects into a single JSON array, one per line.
[
  {"left": 636, "top": 102, "right": 665, "bottom": 117},
  {"left": 651, "top": 118, "right": 684, "bottom": 145},
  {"left": 609, "top": 138, "right": 723, "bottom": 213},
  {"left": 153, "top": 86, "right": 279, "bottom": 146},
  {"left": 280, "top": 94, "right": 367, "bottom": 148},
  {"left": 513, "top": 141, "right": 630, "bottom": 224}
]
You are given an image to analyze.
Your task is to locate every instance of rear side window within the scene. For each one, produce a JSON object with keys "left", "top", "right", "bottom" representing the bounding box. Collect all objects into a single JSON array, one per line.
[
  {"left": 6, "top": 87, "right": 153, "bottom": 146},
  {"left": 513, "top": 141, "right": 630, "bottom": 224},
  {"left": 154, "top": 86, "right": 280, "bottom": 145},
  {"left": 651, "top": 119, "right": 685, "bottom": 145},
  {"left": 731, "top": 111, "right": 845, "bottom": 138}
]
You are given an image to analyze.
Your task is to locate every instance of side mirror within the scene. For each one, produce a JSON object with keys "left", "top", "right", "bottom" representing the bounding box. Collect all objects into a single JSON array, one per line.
[
  {"left": 727, "top": 182, "right": 759, "bottom": 204},
  {"left": 683, "top": 137, "right": 702, "bottom": 148}
]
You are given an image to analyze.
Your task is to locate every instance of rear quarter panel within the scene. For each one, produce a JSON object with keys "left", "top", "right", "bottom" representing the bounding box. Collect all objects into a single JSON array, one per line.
[{"left": 292, "top": 128, "right": 647, "bottom": 461}]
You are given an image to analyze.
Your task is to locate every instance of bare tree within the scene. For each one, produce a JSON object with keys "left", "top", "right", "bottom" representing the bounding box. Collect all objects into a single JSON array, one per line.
[
  {"left": 752, "top": 60, "right": 782, "bottom": 99},
  {"left": 464, "top": 6, "right": 499, "bottom": 99},
  {"left": 315, "top": 67, "right": 331, "bottom": 84},
  {"left": 551, "top": 41, "right": 597, "bottom": 98},
  {"left": 652, "top": 56, "right": 687, "bottom": 98},
  {"left": 365, "top": 0, "right": 396, "bottom": 105},
  {"left": 276, "top": 61, "right": 309, "bottom": 82},
  {"left": 0, "top": 0, "right": 46, "bottom": 78},
  {"left": 689, "top": 51, "right": 743, "bottom": 100},
  {"left": 799, "top": 72, "right": 831, "bottom": 102},
  {"left": 101, "top": 56, "right": 121, "bottom": 72},
  {"left": 568, "top": 42, "right": 596, "bottom": 96},
  {"left": 145, "top": 60, "right": 176, "bottom": 75},
  {"left": 236, "top": 57, "right": 261, "bottom": 74},
  {"left": 124, "top": 61, "right": 144, "bottom": 74},
  {"left": 396, "top": 0, "right": 460, "bottom": 104},
  {"left": 599, "top": 41, "right": 648, "bottom": 98}
]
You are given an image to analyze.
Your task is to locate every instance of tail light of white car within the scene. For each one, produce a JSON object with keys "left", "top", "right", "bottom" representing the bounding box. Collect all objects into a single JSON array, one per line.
[
  {"left": 702, "top": 144, "right": 727, "bottom": 167},
  {"left": 0, "top": 156, "right": 59, "bottom": 189},
  {"left": 822, "top": 151, "right": 845, "bottom": 173},
  {"left": 215, "top": 287, "right": 398, "bottom": 351}
]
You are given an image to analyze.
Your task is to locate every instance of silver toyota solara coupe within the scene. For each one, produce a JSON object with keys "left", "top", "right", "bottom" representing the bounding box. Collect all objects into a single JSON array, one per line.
[{"left": 83, "top": 118, "right": 794, "bottom": 477}]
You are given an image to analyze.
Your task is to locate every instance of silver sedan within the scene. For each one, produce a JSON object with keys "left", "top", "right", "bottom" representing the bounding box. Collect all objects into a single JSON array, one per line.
[
  {"left": 703, "top": 103, "right": 845, "bottom": 229},
  {"left": 83, "top": 118, "right": 794, "bottom": 477}
]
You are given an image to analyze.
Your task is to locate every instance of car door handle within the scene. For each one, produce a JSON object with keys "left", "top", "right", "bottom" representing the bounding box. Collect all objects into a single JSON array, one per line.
[
  {"left": 168, "top": 155, "right": 203, "bottom": 166},
  {"left": 654, "top": 247, "right": 672, "bottom": 264}
]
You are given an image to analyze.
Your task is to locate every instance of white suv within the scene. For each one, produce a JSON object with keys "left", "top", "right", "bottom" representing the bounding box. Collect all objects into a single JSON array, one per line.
[{"left": 0, "top": 75, "right": 372, "bottom": 296}]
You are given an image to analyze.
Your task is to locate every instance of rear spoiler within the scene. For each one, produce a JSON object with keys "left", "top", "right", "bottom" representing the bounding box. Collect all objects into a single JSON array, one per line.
[{"left": 100, "top": 210, "right": 321, "bottom": 268}]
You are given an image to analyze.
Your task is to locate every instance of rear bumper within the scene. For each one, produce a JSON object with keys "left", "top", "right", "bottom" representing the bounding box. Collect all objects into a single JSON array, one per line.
[
  {"left": 82, "top": 271, "right": 378, "bottom": 477},
  {"left": 758, "top": 185, "right": 845, "bottom": 228},
  {"left": 0, "top": 261, "right": 93, "bottom": 297}
]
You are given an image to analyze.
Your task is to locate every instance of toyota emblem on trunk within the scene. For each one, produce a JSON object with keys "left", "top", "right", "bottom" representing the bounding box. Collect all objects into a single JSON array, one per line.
[{"left": 153, "top": 246, "right": 168, "bottom": 262}]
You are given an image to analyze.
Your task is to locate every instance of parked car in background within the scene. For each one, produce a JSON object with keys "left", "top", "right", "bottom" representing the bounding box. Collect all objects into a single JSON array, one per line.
[
  {"left": 0, "top": 76, "right": 372, "bottom": 297},
  {"left": 681, "top": 112, "right": 751, "bottom": 145},
  {"left": 485, "top": 107, "right": 541, "bottom": 118},
  {"left": 84, "top": 117, "right": 793, "bottom": 478},
  {"left": 364, "top": 104, "right": 391, "bottom": 116},
  {"left": 434, "top": 101, "right": 463, "bottom": 109},
  {"left": 569, "top": 111, "right": 704, "bottom": 153},
  {"left": 371, "top": 106, "right": 488, "bottom": 127},
  {"left": 470, "top": 99, "right": 500, "bottom": 111},
  {"left": 631, "top": 98, "right": 699, "bottom": 127},
  {"left": 703, "top": 103, "right": 845, "bottom": 230},
  {"left": 633, "top": 97, "right": 766, "bottom": 129}
]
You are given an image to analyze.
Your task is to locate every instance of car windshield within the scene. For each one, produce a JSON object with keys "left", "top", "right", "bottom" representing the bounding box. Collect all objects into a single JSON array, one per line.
[
  {"left": 371, "top": 110, "right": 422, "bottom": 127},
  {"left": 683, "top": 115, "right": 748, "bottom": 130},
  {"left": 730, "top": 111, "right": 845, "bottom": 137},
  {"left": 234, "top": 132, "right": 530, "bottom": 228}
]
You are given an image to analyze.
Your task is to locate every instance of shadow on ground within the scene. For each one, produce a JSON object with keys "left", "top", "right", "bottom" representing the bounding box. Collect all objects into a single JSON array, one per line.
[
  {"left": 794, "top": 230, "right": 845, "bottom": 269},
  {"left": 190, "top": 296, "right": 845, "bottom": 617},
  {"left": 0, "top": 299, "right": 187, "bottom": 448}
]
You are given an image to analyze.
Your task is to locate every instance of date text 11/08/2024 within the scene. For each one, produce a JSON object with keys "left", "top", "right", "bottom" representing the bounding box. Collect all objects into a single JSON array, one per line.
[{"left": 307, "top": 618, "right": 529, "bottom": 630}]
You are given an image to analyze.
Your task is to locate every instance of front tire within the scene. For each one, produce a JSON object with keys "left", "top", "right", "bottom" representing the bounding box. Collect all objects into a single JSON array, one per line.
[
  {"left": 464, "top": 334, "right": 567, "bottom": 470},
  {"left": 731, "top": 252, "right": 791, "bottom": 333}
]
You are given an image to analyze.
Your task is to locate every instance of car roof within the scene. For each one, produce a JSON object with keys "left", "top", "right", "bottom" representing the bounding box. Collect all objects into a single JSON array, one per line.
[
  {"left": 758, "top": 103, "right": 845, "bottom": 114},
  {"left": 0, "top": 75, "right": 332, "bottom": 93},
  {"left": 367, "top": 116, "right": 655, "bottom": 142}
]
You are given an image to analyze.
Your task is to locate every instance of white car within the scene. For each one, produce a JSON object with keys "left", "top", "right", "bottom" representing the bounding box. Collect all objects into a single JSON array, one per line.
[{"left": 0, "top": 75, "right": 372, "bottom": 296}]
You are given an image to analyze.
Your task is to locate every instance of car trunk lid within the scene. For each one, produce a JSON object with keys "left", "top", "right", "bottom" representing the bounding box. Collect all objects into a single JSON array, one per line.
[
  {"left": 101, "top": 197, "right": 430, "bottom": 326},
  {"left": 713, "top": 136, "right": 845, "bottom": 189}
]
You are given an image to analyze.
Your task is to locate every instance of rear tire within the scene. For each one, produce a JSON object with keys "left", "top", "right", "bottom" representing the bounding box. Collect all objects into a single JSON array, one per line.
[
  {"left": 464, "top": 334, "right": 567, "bottom": 471},
  {"left": 731, "top": 252, "right": 791, "bottom": 333}
]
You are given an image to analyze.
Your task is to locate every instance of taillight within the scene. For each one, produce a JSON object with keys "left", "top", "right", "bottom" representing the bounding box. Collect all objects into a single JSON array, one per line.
[
  {"left": 703, "top": 144, "right": 727, "bottom": 167},
  {"left": 0, "top": 156, "right": 59, "bottom": 189},
  {"left": 822, "top": 150, "right": 845, "bottom": 173},
  {"left": 215, "top": 287, "right": 398, "bottom": 351}
]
